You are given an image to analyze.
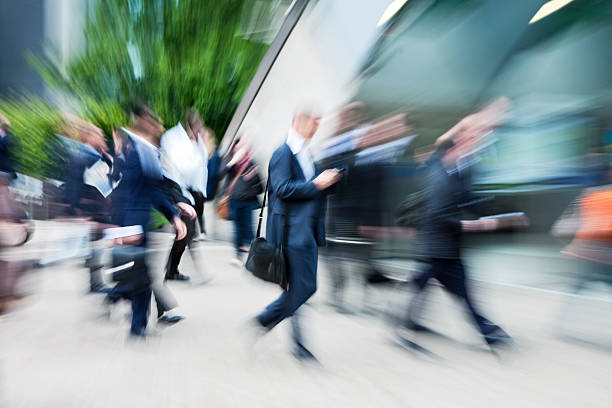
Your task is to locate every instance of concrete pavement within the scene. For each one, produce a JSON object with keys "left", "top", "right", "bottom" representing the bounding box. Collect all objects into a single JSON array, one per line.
[{"left": 1, "top": 225, "right": 611, "bottom": 407}]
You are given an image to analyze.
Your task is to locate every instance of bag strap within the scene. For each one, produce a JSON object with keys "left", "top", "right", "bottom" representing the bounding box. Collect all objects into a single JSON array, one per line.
[
  {"left": 226, "top": 163, "right": 246, "bottom": 197},
  {"left": 255, "top": 164, "right": 291, "bottom": 242},
  {"left": 255, "top": 175, "right": 269, "bottom": 238}
]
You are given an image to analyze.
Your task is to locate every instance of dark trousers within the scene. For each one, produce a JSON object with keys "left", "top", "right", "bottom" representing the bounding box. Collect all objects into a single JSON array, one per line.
[
  {"left": 190, "top": 190, "right": 205, "bottom": 234},
  {"left": 107, "top": 247, "right": 152, "bottom": 335},
  {"left": 155, "top": 214, "right": 196, "bottom": 316},
  {"left": 257, "top": 245, "right": 318, "bottom": 345},
  {"left": 408, "top": 258, "right": 496, "bottom": 335},
  {"left": 165, "top": 214, "right": 196, "bottom": 278},
  {"left": 230, "top": 198, "right": 257, "bottom": 256}
]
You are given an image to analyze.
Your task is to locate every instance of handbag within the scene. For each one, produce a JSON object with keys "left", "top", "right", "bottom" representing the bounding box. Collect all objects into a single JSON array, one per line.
[
  {"left": 110, "top": 245, "right": 152, "bottom": 289},
  {"left": 245, "top": 176, "right": 289, "bottom": 290},
  {"left": 216, "top": 164, "right": 246, "bottom": 220}
]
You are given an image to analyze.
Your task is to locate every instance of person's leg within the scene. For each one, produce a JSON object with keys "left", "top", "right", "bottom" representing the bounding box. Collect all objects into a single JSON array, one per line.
[
  {"left": 437, "top": 259, "right": 501, "bottom": 336},
  {"left": 243, "top": 198, "right": 257, "bottom": 247},
  {"left": 230, "top": 199, "right": 242, "bottom": 258},
  {"left": 199, "top": 209, "right": 206, "bottom": 235},
  {"left": 190, "top": 190, "right": 205, "bottom": 237},
  {"left": 130, "top": 287, "right": 152, "bottom": 335},
  {"left": 404, "top": 260, "right": 436, "bottom": 328},
  {"left": 237, "top": 202, "right": 250, "bottom": 250},
  {"left": 165, "top": 239, "right": 187, "bottom": 278},
  {"left": 165, "top": 214, "right": 193, "bottom": 279},
  {"left": 256, "top": 245, "right": 318, "bottom": 331}
]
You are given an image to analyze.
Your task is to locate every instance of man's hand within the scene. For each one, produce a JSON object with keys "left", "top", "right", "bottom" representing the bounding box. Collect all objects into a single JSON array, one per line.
[
  {"left": 177, "top": 202, "right": 197, "bottom": 220},
  {"left": 115, "top": 234, "right": 143, "bottom": 246},
  {"left": 112, "top": 129, "right": 123, "bottom": 155},
  {"left": 313, "top": 169, "right": 342, "bottom": 190},
  {"left": 173, "top": 216, "right": 187, "bottom": 241},
  {"left": 461, "top": 219, "right": 499, "bottom": 232}
]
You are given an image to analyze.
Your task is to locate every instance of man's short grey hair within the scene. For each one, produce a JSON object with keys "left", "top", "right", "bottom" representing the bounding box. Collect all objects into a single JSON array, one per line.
[{"left": 292, "top": 105, "right": 321, "bottom": 122}]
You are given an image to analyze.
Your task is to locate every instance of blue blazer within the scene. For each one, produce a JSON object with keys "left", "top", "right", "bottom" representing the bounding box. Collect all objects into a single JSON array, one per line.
[
  {"left": 111, "top": 142, "right": 177, "bottom": 230},
  {"left": 266, "top": 143, "right": 328, "bottom": 248}
]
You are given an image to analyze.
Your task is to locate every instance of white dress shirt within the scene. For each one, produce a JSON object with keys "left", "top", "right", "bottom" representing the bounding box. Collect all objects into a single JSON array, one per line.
[
  {"left": 286, "top": 128, "right": 316, "bottom": 180},
  {"left": 160, "top": 123, "right": 209, "bottom": 204}
]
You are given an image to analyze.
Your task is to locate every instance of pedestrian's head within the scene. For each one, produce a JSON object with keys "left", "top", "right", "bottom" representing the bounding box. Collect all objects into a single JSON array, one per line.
[
  {"left": 184, "top": 108, "right": 204, "bottom": 140},
  {"left": 336, "top": 101, "right": 366, "bottom": 134},
  {"left": 292, "top": 109, "right": 321, "bottom": 140},
  {"left": 131, "top": 104, "right": 165, "bottom": 142},
  {"left": 80, "top": 122, "right": 108, "bottom": 153},
  {"left": 443, "top": 97, "right": 511, "bottom": 167},
  {"left": 0, "top": 113, "right": 10, "bottom": 134}
]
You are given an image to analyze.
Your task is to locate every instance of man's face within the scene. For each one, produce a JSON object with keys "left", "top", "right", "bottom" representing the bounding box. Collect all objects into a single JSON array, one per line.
[
  {"left": 444, "top": 134, "right": 480, "bottom": 167},
  {"left": 83, "top": 128, "right": 108, "bottom": 152},
  {"left": 137, "top": 113, "right": 165, "bottom": 142},
  {"left": 295, "top": 114, "right": 320, "bottom": 139}
]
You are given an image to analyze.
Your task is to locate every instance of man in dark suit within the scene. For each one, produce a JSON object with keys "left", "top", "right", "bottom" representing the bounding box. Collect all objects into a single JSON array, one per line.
[
  {"left": 254, "top": 110, "right": 342, "bottom": 361},
  {"left": 108, "top": 105, "right": 187, "bottom": 338},
  {"left": 62, "top": 120, "right": 113, "bottom": 292},
  {"left": 403, "top": 98, "right": 519, "bottom": 348}
]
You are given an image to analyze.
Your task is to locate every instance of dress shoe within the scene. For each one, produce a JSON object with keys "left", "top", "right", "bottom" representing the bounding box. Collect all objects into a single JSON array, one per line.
[
  {"left": 405, "top": 320, "right": 435, "bottom": 333},
  {"left": 166, "top": 272, "right": 190, "bottom": 281},
  {"left": 158, "top": 312, "right": 184, "bottom": 324},
  {"left": 129, "top": 328, "right": 147, "bottom": 339},
  {"left": 293, "top": 343, "right": 319, "bottom": 363},
  {"left": 484, "top": 327, "right": 513, "bottom": 347},
  {"left": 89, "top": 283, "right": 109, "bottom": 294}
]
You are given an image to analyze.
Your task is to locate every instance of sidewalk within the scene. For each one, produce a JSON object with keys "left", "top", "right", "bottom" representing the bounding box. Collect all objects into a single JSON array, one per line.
[{"left": 0, "top": 225, "right": 611, "bottom": 407}]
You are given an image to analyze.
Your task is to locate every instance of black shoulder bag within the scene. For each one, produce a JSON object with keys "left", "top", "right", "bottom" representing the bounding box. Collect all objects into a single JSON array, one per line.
[{"left": 245, "top": 176, "right": 289, "bottom": 290}]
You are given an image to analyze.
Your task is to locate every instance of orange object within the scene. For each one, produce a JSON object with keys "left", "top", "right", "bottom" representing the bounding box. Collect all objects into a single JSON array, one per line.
[{"left": 575, "top": 188, "right": 612, "bottom": 242}]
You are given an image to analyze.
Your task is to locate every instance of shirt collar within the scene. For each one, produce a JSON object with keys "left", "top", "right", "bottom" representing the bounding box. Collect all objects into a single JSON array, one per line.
[{"left": 286, "top": 128, "right": 307, "bottom": 155}]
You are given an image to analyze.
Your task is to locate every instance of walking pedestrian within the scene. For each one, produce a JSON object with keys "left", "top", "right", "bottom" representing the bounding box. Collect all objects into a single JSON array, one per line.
[
  {"left": 401, "top": 98, "right": 520, "bottom": 348},
  {"left": 107, "top": 104, "right": 187, "bottom": 337},
  {"left": 252, "top": 110, "right": 342, "bottom": 361}
]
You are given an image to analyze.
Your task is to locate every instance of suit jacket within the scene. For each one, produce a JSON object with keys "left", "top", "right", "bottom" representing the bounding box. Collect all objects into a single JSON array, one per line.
[
  {"left": 0, "top": 131, "right": 16, "bottom": 179},
  {"left": 418, "top": 155, "right": 470, "bottom": 259},
  {"left": 110, "top": 142, "right": 177, "bottom": 231},
  {"left": 266, "top": 143, "right": 328, "bottom": 248},
  {"left": 63, "top": 148, "right": 112, "bottom": 221}
]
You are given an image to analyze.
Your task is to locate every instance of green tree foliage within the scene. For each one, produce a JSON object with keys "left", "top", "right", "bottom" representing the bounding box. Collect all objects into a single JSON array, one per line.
[
  {"left": 34, "top": 0, "right": 268, "bottom": 140},
  {"left": 0, "top": 96, "right": 65, "bottom": 179}
]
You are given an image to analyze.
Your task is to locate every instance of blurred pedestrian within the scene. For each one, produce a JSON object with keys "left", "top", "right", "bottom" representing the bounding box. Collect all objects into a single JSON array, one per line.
[
  {"left": 184, "top": 110, "right": 215, "bottom": 240},
  {"left": 62, "top": 117, "right": 114, "bottom": 292},
  {"left": 552, "top": 166, "right": 612, "bottom": 311},
  {"left": 400, "top": 98, "right": 519, "bottom": 349},
  {"left": 252, "top": 110, "right": 342, "bottom": 361},
  {"left": 0, "top": 171, "right": 31, "bottom": 314},
  {"left": 0, "top": 113, "right": 17, "bottom": 180},
  {"left": 221, "top": 138, "right": 263, "bottom": 264},
  {"left": 201, "top": 132, "right": 221, "bottom": 238},
  {"left": 159, "top": 108, "right": 209, "bottom": 283},
  {"left": 107, "top": 104, "right": 187, "bottom": 337}
]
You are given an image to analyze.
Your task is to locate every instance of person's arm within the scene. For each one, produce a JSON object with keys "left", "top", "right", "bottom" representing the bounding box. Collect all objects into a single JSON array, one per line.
[
  {"left": 162, "top": 177, "right": 196, "bottom": 219},
  {"left": 424, "top": 169, "right": 463, "bottom": 233},
  {"left": 150, "top": 178, "right": 188, "bottom": 240},
  {"left": 64, "top": 155, "right": 83, "bottom": 216},
  {"left": 150, "top": 178, "right": 179, "bottom": 222},
  {"left": 269, "top": 149, "right": 319, "bottom": 201},
  {"left": 163, "top": 177, "right": 189, "bottom": 205}
]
